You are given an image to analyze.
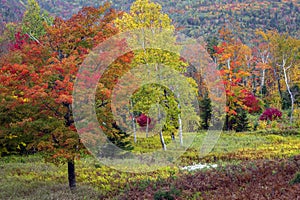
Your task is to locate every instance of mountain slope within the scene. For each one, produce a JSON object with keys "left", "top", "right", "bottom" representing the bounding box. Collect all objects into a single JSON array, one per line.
[{"left": 0, "top": 0, "right": 299, "bottom": 41}]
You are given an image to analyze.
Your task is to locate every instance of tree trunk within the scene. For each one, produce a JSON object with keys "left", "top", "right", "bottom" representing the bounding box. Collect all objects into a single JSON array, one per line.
[
  {"left": 283, "top": 67, "right": 295, "bottom": 123},
  {"left": 146, "top": 117, "right": 149, "bottom": 138},
  {"left": 159, "top": 130, "right": 167, "bottom": 151},
  {"left": 133, "top": 118, "right": 137, "bottom": 143},
  {"left": 273, "top": 67, "right": 283, "bottom": 100},
  {"left": 178, "top": 114, "right": 183, "bottom": 147},
  {"left": 261, "top": 69, "right": 265, "bottom": 95},
  {"left": 158, "top": 105, "right": 166, "bottom": 150},
  {"left": 130, "top": 100, "right": 137, "bottom": 143},
  {"left": 177, "top": 93, "right": 183, "bottom": 147},
  {"left": 68, "top": 160, "right": 76, "bottom": 190}
]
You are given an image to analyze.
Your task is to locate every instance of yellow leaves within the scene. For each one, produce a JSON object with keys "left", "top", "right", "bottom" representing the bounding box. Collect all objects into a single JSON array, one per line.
[
  {"left": 220, "top": 53, "right": 232, "bottom": 61},
  {"left": 115, "top": 0, "right": 174, "bottom": 32},
  {"left": 6, "top": 134, "right": 18, "bottom": 140},
  {"left": 255, "top": 29, "right": 270, "bottom": 41},
  {"left": 16, "top": 142, "right": 26, "bottom": 150}
]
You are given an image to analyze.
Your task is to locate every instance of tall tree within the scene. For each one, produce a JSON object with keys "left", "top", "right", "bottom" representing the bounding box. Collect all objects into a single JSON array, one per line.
[
  {"left": 114, "top": 0, "right": 199, "bottom": 149},
  {"left": 214, "top": 27, "right": 255, "bottom": 130},
  {"left": 0, "top": 3, "right": 123, "bottom": 190},
  {"left": 269, "top": 32, "right": 300, "bottom": 123}
]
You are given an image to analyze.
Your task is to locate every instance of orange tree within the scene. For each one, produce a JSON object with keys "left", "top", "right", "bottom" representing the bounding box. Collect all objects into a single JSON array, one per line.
[
  {"left": 213, "top": 27, "right": 261, "bottom": 131},
  {"left": 0, "top": 3, "right": 131, "bottom": 189}
]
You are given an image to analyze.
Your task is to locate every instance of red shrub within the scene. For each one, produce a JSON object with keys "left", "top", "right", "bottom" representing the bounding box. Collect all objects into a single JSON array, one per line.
[
  {"left": 243, "top": 92, "right": 261, "bottom": 113},
  {"left": 259, "top": 108, "right": 282, "bottom": 121},
  {"left": 136, "top": 113, "right": 151, "bottom": 127}
]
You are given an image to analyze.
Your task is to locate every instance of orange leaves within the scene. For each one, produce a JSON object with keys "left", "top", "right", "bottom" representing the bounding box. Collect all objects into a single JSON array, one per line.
[
  {"left": 55, "top": 94, "right": 72, "bottom": 104},
  {"left": 214, "top": 27, "right": 259, "bottom": 119},
  {"left": 0, "top": 3, "right": 127, "bottom": 164},
  {"left": 255, "top": 62, "right": 271, "bottom": 70},
  {"left": 213, "top": 45, "right": 224, "bottom": 54}
]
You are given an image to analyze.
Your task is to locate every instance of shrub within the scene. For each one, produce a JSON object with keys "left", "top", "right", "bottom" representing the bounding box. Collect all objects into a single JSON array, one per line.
[
  {"left": 243, "top": 92, "right": 261, "bottom": 113},
  {"left": 154, "top": 186, "right": 181, "bottom": 200},
  {"left": 259, "top": 108, "right": 282, "bottom": 121},
  {"left": 290, "top": 172, "right": 300, "bottom": 185}
]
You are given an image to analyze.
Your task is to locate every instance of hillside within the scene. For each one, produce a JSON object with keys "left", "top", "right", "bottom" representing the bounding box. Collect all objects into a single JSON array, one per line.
[{"left": 0, "top": 0, "right": 299, "bottom": 41}]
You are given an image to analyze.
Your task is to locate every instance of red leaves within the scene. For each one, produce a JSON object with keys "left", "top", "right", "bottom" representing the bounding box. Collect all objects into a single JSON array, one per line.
[
  {"left": 136, "top": 113, "right": 152, "bottom": 127},
  {"left": 259, "top": 108, "right": 282, "bottom": 121},
  {"left": 213, "top": 45, "right": 224, "bottom": 54},
  {"left": 0, "top": 3, "right": 129, "bottom": 165},
  {"left": 10, "top": 32, "right": 30, "bottom": 50},
  {"left": 242, "top": 92, "right": 261, "bottom": 113}
]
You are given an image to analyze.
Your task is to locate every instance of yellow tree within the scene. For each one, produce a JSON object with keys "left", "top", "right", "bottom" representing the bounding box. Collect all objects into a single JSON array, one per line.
[
  {"left": 257, "top": 30, "right": 300, "bottom": 122},
  {"left": 114, "top": 0, "right": 199, "bottom": 149},
  {"left": 270, "top": 32, "right": 300, "bottom": 123}
]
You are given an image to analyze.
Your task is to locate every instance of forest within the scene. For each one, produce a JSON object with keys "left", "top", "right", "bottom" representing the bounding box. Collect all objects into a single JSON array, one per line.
[{"left": 0, "top": 0, "right": 300, "bottom": 199}]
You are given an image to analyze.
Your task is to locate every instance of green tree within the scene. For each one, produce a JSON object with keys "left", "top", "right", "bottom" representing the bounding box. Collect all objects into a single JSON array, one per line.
[
  {"left": 115, "top": 0, "right": 199, "bottom": 149},
  {"left": 22, "top": 0, "right": 53, "bottom": 42}
]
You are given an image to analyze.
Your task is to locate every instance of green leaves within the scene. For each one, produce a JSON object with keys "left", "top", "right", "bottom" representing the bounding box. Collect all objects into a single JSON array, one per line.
[{"left": 22, "top": 0, "right": 53, "bottom": 40}]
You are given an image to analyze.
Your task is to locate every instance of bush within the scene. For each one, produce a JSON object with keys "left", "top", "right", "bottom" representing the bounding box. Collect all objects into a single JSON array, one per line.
[
  {"left": 290, "top": 172, "right": 300, "bottom": 185},
  {"left": 154, "top": 186, "right": 181, "bottom": 200},
  {"left": 259, "top": 108, "right": 282, "bottom": 121},
  {"left": 254, "top": 129, "right": 299, "bottom": 136},
  {"left": 243, "top": 92, "right": 261, "bottom": 113}
]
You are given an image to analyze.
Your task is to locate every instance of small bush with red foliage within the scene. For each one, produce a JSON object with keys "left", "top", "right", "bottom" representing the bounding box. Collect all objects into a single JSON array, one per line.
[
  {"left": 243, "top": 92, "right": 261, "bottom": 113},
  {"left": 136, "top": 113, "right": 156, "bottom": 131},
  {"left": 9, "top": 32, "right": 30, "bottom": 50},
  {"left": 136, "top": 114, "right": 151, "bottom": 127},
  {"left": 259, "top": 108, "right": 282, "bottom": 121}
]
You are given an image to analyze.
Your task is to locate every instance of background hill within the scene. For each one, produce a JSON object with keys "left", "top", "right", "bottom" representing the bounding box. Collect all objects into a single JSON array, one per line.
[{"left": 0, "top": 0, "right": 299, "bottom": 41}]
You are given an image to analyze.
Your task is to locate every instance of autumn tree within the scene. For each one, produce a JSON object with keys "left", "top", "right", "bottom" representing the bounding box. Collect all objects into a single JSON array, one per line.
[
  {"left": 268, "top": 31, "right": 299, "bottom": 123},
  {"left": 114, "top": 0, "right": 199, "bottom": 149},
  {"left": 256, "top": 30, "right": 300, "bottom": 123},
  {"left": 0, "top": 3, "right": 124, "bottom": 190},
  {"left": 213, "top": 27, "right": 256, "bottom": 131}
]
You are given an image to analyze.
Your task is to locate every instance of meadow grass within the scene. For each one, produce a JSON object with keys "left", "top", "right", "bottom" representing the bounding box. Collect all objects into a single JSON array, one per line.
[{"left": 1, "top": 130, "right": 300, "bottom": 199}]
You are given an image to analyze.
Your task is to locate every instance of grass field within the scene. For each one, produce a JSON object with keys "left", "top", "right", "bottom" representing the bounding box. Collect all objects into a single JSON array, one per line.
[{"left": 1, "top": 130, "right": 300, "bottom": 199}]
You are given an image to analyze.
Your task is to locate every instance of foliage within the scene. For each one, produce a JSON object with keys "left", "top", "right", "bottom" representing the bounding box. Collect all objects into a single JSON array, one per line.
[
  {"left": 114, "top": 0, "right": 200, "bottom": 147},
  {"left": 0, "top": 1, "right": 133, "bottom": 189},
  {"left": 232, "top": 108, "right": 250, "bottom": 132},
  {"left": 1, "top": 130, "right": 300, "bottom": 198},
  {"left": 198, "top": 93, "right": 212, "bottom": 130},
  {"left": 122, "top": 155, "right": 300, "bottom": 199},
  {"left": 213, "top": 27, "right": 254, "bottom": 131},
  {"left": 242, "top": 92, "right": 261, "bottom": 113},
  {"left": 290, "top": 171, "right": 300, "bottom": 185},
  {"left": 282, "top": 85, "right": 300, "bottom": 110},
  {"left": 1, "top": 1, "right": 299, "bottom": 44},
  {"left": 259, "top": 108, "right": 282, "bottom": 121},
  {"left": 21, "top": 0, "right": 53, "bottom": 40},
  {"left": 154, "top": 185, "right": 181, "bottom": 200}
]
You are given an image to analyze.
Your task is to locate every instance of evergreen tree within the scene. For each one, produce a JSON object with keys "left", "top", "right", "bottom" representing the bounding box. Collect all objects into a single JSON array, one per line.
[
  {"left": 233, "top": 108, "right": 250, "bottom": 132},
  {"left": 199, "top": 93, "right": 212, "bottom": 130}
]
